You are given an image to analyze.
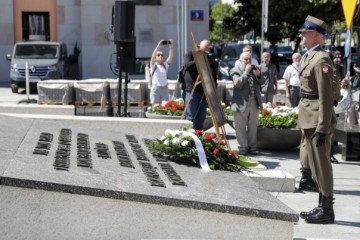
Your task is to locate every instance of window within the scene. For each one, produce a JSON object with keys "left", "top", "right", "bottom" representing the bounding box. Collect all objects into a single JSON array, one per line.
[{"left": 22, "top": 12, "right": 50, "bottom": 41}]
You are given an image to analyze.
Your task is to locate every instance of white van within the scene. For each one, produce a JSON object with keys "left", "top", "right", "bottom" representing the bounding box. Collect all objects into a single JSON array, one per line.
[{"left": 6, "top": 41, "right": 68, "bottom": 93}]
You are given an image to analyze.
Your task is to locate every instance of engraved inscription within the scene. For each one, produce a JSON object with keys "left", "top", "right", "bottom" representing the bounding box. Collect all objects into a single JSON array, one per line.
[
  {"left": 143, "top": 138, "right": 168, "bottom": 162},
  {"left": 139, "top": 161, "right": 166, "bottom": 188},
  {"left": 54, "top": 128, "right": 72, "bottom": 171},
  {"left": 33, "top": 132, "right": 53, "bottom": 156},
  {"left": 143, "top": 138, "right": 187, "bottom": 187},
  {"left": 127, "top": 135, "right": 166, "bottom": 187},
  {"left": 113, "top": 141, "right": 135, "bottom": 168},
  {"left": 95, "top": 142, "right": 111, "bottom": 159},
  {"left": 77, "top": 133, "right": 92, "bottom": 168},
  {"left": 159, "top": 163, "right": 187, "bottom": 186},
  {"left": 129, "top": 142, "right": 149, "bottom": 161}
]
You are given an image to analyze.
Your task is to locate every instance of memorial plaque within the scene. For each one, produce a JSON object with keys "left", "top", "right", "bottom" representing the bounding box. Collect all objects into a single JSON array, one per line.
[{"left": 0, "top": 115, "right": 298, "bottom": 224}]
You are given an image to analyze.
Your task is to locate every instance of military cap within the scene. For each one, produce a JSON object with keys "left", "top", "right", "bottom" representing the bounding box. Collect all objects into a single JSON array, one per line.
[{"left": 299, "top": 15, "right": 330, "bottom": 35}]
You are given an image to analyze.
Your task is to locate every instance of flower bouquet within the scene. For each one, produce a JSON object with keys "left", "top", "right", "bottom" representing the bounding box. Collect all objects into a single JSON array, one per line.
[
  {"left": 258, "top": 103, "right": 299, "bottom": 129},
  {"left": 147, "top": 128, "right": 258, "bottom": 172},
  {"left": 147, "top": 99, "right": 185, "bottom": 116}
]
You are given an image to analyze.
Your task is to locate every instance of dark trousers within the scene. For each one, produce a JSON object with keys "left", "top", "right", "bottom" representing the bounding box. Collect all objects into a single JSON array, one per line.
[
  {"left": 185, "top": 91, "right": 207, "bottom": 131},
  {"left": 289, "top": 85, "right": 300, "bottom": 107}
]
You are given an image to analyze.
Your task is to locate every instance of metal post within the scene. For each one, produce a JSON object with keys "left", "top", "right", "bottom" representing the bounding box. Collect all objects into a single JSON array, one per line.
[
  {"left": 261, "top": 0, "right": 268, "bottom": 54},
  {"left": 25, "top": 62, "right": 30, "bottom": 100},
  {"left": 117, "top": 43, "right": 123, "bottom": 117},
  {"left": 346, "top": 25, "right": 353, "bottom": 76}
]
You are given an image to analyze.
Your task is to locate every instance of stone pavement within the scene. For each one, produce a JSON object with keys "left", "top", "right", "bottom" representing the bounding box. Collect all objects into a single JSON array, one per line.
[
  {"left": 221, "top": 123, "right": 360, "bottom": 240},
  {"left": 0, "top": 84, "right": 359, "bottom": 239}
]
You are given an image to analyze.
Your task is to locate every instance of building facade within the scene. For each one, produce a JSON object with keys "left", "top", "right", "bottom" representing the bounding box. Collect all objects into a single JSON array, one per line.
[{"left": 0, "top": 0, "right": 210, "bottom": 83}]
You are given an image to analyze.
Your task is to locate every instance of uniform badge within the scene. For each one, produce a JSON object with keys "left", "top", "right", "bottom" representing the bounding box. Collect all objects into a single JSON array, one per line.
[{"left": 321, "top": 65, "right": 329, "bottom": 74}]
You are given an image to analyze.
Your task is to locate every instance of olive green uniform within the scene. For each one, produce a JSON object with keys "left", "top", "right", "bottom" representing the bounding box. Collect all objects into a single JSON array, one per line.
[
  {"left": 298, "top": 46, "right": 337, "bottom": 197},
  {"left": 300, "top": 55, "right": 341, "bottom": 177}
]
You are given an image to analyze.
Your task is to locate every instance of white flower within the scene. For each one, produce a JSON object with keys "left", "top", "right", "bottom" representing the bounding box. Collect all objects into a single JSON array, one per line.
[
  {"left": 181, "top": 140, "right": 189, "bottom": 147},
  {"left": 175, "top": 98, "right": 184, "bottom": 104},
  {"left": 163, "top": 140, "right": 170, "bottom": 145},
  {"left": 160, "top": 136, "right": 166, "bottom": 141},
  {"left": 172, "top": 138, "right": 181, "bottom": 144},
  {"left": 187, "top": 128, "right": 196, "bottom": 134},
  {"left": 165, "top": 129, "right": 181, "bottom": 137}
]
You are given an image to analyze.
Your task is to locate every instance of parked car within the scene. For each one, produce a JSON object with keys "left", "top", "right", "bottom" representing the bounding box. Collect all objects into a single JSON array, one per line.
[
  {"left": 274, "top": 46, "right": 293, "bottom": 63},
  {"left": 218, "top": 43, "right": 261, "bottom": 80},
  {"left": 6, "top": 41, "right": 69, "bottom": 93}
]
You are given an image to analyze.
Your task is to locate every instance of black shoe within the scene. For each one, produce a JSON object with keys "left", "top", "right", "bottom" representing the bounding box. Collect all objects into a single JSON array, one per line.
[
  {"left": 298, "top": 168, "right": 318, "bottom": 192},
  {"left": 300, "top": 207, "right": 321, "bottom": 219},
  {"left": 300, "top": 193, "right": 322, "bottom": 219},
  {"left": 305, "top": 196, "right": 335, "bottom": 224}
]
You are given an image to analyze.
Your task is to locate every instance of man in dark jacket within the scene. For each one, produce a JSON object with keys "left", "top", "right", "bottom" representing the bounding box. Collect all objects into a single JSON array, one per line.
[{"left": 183, "top": 40, "right": 218, "bottom": 130}]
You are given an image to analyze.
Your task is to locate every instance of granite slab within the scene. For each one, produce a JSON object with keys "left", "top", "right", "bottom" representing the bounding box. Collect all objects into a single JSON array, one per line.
[{"left": 0, "top": 114, "right": 298, "bottom": 223}]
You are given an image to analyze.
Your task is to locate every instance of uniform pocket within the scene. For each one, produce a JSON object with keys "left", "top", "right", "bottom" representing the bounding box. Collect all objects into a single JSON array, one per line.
[
  {"left": 309, "top": 101, "right": 319, "bottom": 111},
  {"left": 302, "top": 70, "right": 312, "bottom": 86}
]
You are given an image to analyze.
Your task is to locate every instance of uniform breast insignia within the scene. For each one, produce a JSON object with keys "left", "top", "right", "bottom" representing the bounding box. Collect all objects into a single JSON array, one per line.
[{"left": 321, "top": 65, "right": 329, "bottom": 74}]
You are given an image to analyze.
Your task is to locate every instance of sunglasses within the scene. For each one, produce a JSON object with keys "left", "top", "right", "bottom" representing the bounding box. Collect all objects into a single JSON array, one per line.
[{"left": 157, "top": 54, "right": 164, "bottom": 56}]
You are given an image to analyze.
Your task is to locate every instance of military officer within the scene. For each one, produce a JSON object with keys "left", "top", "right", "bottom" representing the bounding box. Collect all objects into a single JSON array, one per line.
[{"left": 298, "top": 15, "right": 337, "bottom": 224}]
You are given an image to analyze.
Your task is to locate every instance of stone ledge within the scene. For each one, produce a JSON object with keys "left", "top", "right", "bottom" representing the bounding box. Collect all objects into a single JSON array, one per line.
[
  {"left": 0, "top": 104, "right": 74, "bottom": 115},
  {"left": 245, "top": 169, "right": 295, "bottom": 192}
]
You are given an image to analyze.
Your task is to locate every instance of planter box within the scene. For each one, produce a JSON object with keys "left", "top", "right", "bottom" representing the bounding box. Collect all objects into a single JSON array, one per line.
[
  {"left": 74, "top": 79, "right": 110, "bottom": 105},
  {"left": 257, "top": 127, "right": 301, "bottom": 150},
  {"left": 109, "top": 79, "right": 148, "bottom": 105},
  {"left": 37, "top": 80, "right": 75, "bottom": 105}
]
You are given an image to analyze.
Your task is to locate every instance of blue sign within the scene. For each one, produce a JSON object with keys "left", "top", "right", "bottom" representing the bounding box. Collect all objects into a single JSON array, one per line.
[
  {"left": 191, "top": 10, "right": 204, "bottom": 21},
  {"left": 344, "top": 30, "right": 351, "bottom": 57}
]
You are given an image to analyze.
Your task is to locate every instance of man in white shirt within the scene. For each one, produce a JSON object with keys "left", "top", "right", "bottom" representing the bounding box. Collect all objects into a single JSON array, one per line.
[{"left": 283, "top": 52, "right": 302, "bottom": 107}]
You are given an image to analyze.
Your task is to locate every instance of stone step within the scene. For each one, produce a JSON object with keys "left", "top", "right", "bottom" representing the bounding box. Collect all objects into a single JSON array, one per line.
[{"left": 245, "top": 169, "right": 295, "bottom": 192}]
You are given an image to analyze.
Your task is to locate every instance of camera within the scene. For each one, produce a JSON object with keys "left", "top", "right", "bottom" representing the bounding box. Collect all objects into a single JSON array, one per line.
[
  {"left": 251, "top": 65, "right": 258, "bottom": 70},
  {"left": 162, "top": 40, "right": 171, "bottom": 45}
]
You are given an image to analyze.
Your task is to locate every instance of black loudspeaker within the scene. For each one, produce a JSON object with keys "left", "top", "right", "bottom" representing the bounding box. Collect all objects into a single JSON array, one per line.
[
  {"left": 114, "top": 1, "right": 135, "bottom": 42},
  {"left": 117, "top": 40, "right": 136, "bottom": 73}
]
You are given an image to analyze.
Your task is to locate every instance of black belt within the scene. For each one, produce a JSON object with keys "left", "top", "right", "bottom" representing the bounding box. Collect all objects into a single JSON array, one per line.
[
  {"left": 301, "top": 93, "right": 319, "bottom": 100},
  {"left": 289, "top": 85, "right": 299, "bottom": 88}
]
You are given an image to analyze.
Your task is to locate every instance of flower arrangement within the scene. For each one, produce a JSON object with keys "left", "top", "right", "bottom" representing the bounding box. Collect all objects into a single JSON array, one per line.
[
  {"left": 147, "top": 99, "right": 185, "bottom": 116},
  {"left": 147, "top": 99, "right": 227, "bottom": 117},
  {"left": 147, "top": 128, "right": 259, "bottom": 172},
  {"left": 258, "top": 103, "right": 299, "bottom": 129}
]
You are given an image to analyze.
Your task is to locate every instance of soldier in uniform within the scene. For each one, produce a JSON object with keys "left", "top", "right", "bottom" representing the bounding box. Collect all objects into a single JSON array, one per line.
[{"left": 298, "top": 16, "right": 337, "bottom": 224}]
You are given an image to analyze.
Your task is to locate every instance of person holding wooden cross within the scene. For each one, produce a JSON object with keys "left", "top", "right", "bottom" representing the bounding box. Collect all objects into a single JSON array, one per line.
[
  {"left": 183, "top": 40, "right": 218, "bottom": 130},
  {"left": 230, "top": 51, "right": 263, "bottom": 155}
]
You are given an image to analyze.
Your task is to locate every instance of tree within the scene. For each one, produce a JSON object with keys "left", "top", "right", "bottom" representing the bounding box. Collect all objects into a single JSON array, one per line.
[
  {"left": 223, "top": 0, "right": 261, "bottom": 42},
  {"left": 224, "top": 0, "right": 344, "bottom": 49},
  {"left": 210, "top": 1, "right": 237, "bottom": 42}
]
